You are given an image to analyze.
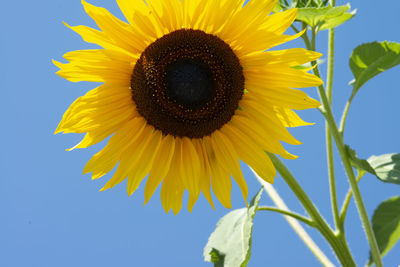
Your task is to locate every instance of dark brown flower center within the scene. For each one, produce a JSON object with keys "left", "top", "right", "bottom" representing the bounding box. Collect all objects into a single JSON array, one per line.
[{"left": 131, "top": 29, "right": 244, "bottom": 138}]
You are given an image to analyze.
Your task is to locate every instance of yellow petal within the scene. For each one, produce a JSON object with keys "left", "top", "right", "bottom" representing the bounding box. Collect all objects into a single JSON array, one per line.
[
  {"left": 231, "top": 113, "right": 298, "bottom": 159},
  {"left": 57, "top": 103, "right": 135, "bottom": 134},
  {"left": 274, "top": 107, "right": 314, "bottom": 127},
  {"left": 100, "top": 125, "right": 154, "bottom": 191},
  {"left": 161, "top": 174, "right": 185, "bottom": 215},
  {"left": 244, "top": 65, "right": 323, "bottom": 88},
  {"left": 239, "top": 96, "right": 302, "bottom": 145},
  {"left": 81, "top": 0, "right": 148, "bottom": 55},
  {"left": 83, "top": 117, "right": 147, "bottom": 179},
  {"left": 192, "top": 139, "right": 214, "bottom": 210},
  {"left": 116, "top": 0, "right": 163, "bottom": 40},
  {"left": 62, "top": 49, "right": 136, "bottom": 64},
  {"left": 221, "top": 124, "right": 276, "bottom": 183},
  {"left": 211, "top": 131, "right": 248, "bottom": 204},
  {"left": 260, "top": 8, "right": 297, "bottom": 34},
  {"left": 62, "top": 22, "right": 123, "bottom": 52},
  {"left": 204, "top": 137, "right": 232, "bottom": 208},
  {"left": 218, "top": 0, "right": 275, "bottom": 43},
  {"left": 206, "top": 0, "right": 244, "bottom": 33},
  {"left": 126, "top": 130, "right": 162, "bottom": 196},
  {"left": 179, "top": 138, "right": 201, "bottom": 199},
  {"left": 147, "top": 0, "right": 184, "bottom": 33},
  {"left": 241, "top": 48, "right": 322, "bottom": 68},
  {"left": 246, "top": 82, "right": 321, "bottom": 110},
  {"left": 160, "top": 140, "right": 185, "bottom": 214},
  {"left": 53, "top": 51, "right": 132, "bottom": 84},
  {"left": 144, "top": 134, "right": 176, "bottom": 205},
  {"left": 55, "top": 84, "right": 136, "bottom": 134},
  {"left": 234, "top": 29, "right": 305, "bottom": 58},
  {"left": 67, "top": 127, "right": 117, "bottom": 151}
]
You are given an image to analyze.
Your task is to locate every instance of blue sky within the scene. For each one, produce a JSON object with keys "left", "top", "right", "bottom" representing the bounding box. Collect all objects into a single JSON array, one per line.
[{"left": 1, "top": 0, "right": 399, "bottom": 266}]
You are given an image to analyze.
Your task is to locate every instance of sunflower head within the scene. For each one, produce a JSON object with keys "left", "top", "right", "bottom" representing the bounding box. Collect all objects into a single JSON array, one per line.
[{"left": 54, "top": 0, "right": 322, "bottom": 214}]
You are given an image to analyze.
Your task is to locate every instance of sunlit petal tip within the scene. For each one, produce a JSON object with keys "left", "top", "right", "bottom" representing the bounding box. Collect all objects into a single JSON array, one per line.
[
  {"left": 162, "top": 205, "right": 171, "bottom": 214},
  {"left": 99, "top": 186, "right": 108, "bottom": 192},
  {"left": 242, "top": 195, "right": 249, "bottom": 207},
  {"left": 281, "top": 7, "right": 298, "bottom": 19},
  {"left": 54, "top": 127, "right": 63, "bottom": 135},
  {"left": 277, "top": 150, "right": 298, "bottom": 159},
  {"left": 309, "top": 97, "right": 322, "bottom": 108},
  {"left": 142, "top": 198, "right": 151, "bottom": 207},
  {"left": 82, "top": 158, "right": 93, "bottom": 172},
  {"left": 62, "top": 21, "right": 75, "bottom": 31},
  {"left": 187, "top": 192, "right": 200, "bottom": 213},
  {"left": 143, "top": 186, "right": 157, "bottom": 206},
  {"left": 66, "top": 143, "right": 81, "bottom": 151},
  {"left": 312, "top": 51, "right": 323, "bottom": 60},
  {"left": 172, "top": 209, "right": 180, "bottom": 216},
  {"left": 292, "top": 139, "right": 302, "bottom": 145},
  {"left": 81, "top": 0, "right": 89, "bottom": 8},
  {"left": 209, "top": 202, "right": 216, "bottom": 211},
  {"left": 315, "top": 76, "right": 324, "bottom": 86},
  {"left": 298, "top": 28, "right": 307, "bottom": 36},
  {"left": 187, "top": 204, "right": 194, "bottom": 213},
  {"left": 52, "top": 59, "right": 62, "bottom": 69},
  {"left": 260, "top": 173, "right": 275, "bottom": 184}
]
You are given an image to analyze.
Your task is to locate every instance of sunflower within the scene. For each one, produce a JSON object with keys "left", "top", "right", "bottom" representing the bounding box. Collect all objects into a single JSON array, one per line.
[{"left": 54, "top": 0, "right": 322, "bottom": 214}]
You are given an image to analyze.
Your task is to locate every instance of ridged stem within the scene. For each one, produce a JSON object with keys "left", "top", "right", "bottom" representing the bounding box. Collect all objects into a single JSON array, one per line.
[
  {"left": 325, "top": 21, "right": 341, "bottom": 232},
  {"left": 257, "top": 206, "right": 314, "bottom": 227},
  {"left": 339, "top": 98, "right": 352, "bottom": 135},
  {"left": 339, "top": 172, "right": 365, "bottom": 230},
  {"left": 265, "top": 155, "right": 356, "bottom": 266},
  {"left": 254, "top": 170, "right": 335, "bottom": 267}
]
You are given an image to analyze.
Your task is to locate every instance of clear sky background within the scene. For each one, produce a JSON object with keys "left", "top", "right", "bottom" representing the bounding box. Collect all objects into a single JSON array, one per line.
[{"left": 1, "top": 0, "right": 399, "bottom": 266}]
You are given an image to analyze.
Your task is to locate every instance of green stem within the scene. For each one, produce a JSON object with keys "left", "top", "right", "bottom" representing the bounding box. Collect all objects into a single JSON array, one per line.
[
  {"left": 267, "top": 153, "right": 356, "bottom": 266},
  {"left": 254, "top": 171, "right": 335, "bottom": 267},
  {"left": 257, "top": 206, "right": 315, "bottom": 227},
  {"left": 308, "top": 44, "right": 384, "bottom": 267},
  {"left": 339, "top": 96, "right": 353, "bottom": 135},
  {"left": 290, "top": 24, "right": 300, "bottom": 34},
  {"left": 301, "top": 23, "right": 313, "bottom": 49},
  {"left": 339, "top": 171, "right": 365, "bottom": 229},
  {"left": 325, "top": 24, "right": 341, "bottom": 232}
]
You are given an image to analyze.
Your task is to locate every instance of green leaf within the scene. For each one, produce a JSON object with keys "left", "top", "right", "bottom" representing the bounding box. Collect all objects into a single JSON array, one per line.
[
  {"left": 209, "top": 248, "right": 225, "bottom": 267},
  {"left": 345, "top": 146, "right": 400, "bottom": 186},
  {"left": 275, "top": 0, "right": 330, "bottom": 11},
  {"left": 204, "top": 189, "right": 263, "bottom": 267},
  {"left": 319, "top": 8, "right": 356, "bottom": 31},
  {"left": 369, "top": 196, "right": 400, "bottom": 264},
  {"left": 368, "top": 154, "right": 400, "bottom": 185},
  {"left": 292, "top": 0, "right": 328, "bottom": 8},
  {"left": 296, "top": 4, "right": 355, "bottom": 31},
  {"left": 345, "top": 145, "right": 376, "bottom": 175},
  {"left": 349, "top": 41, "right": 400, "bottom": 98}
]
